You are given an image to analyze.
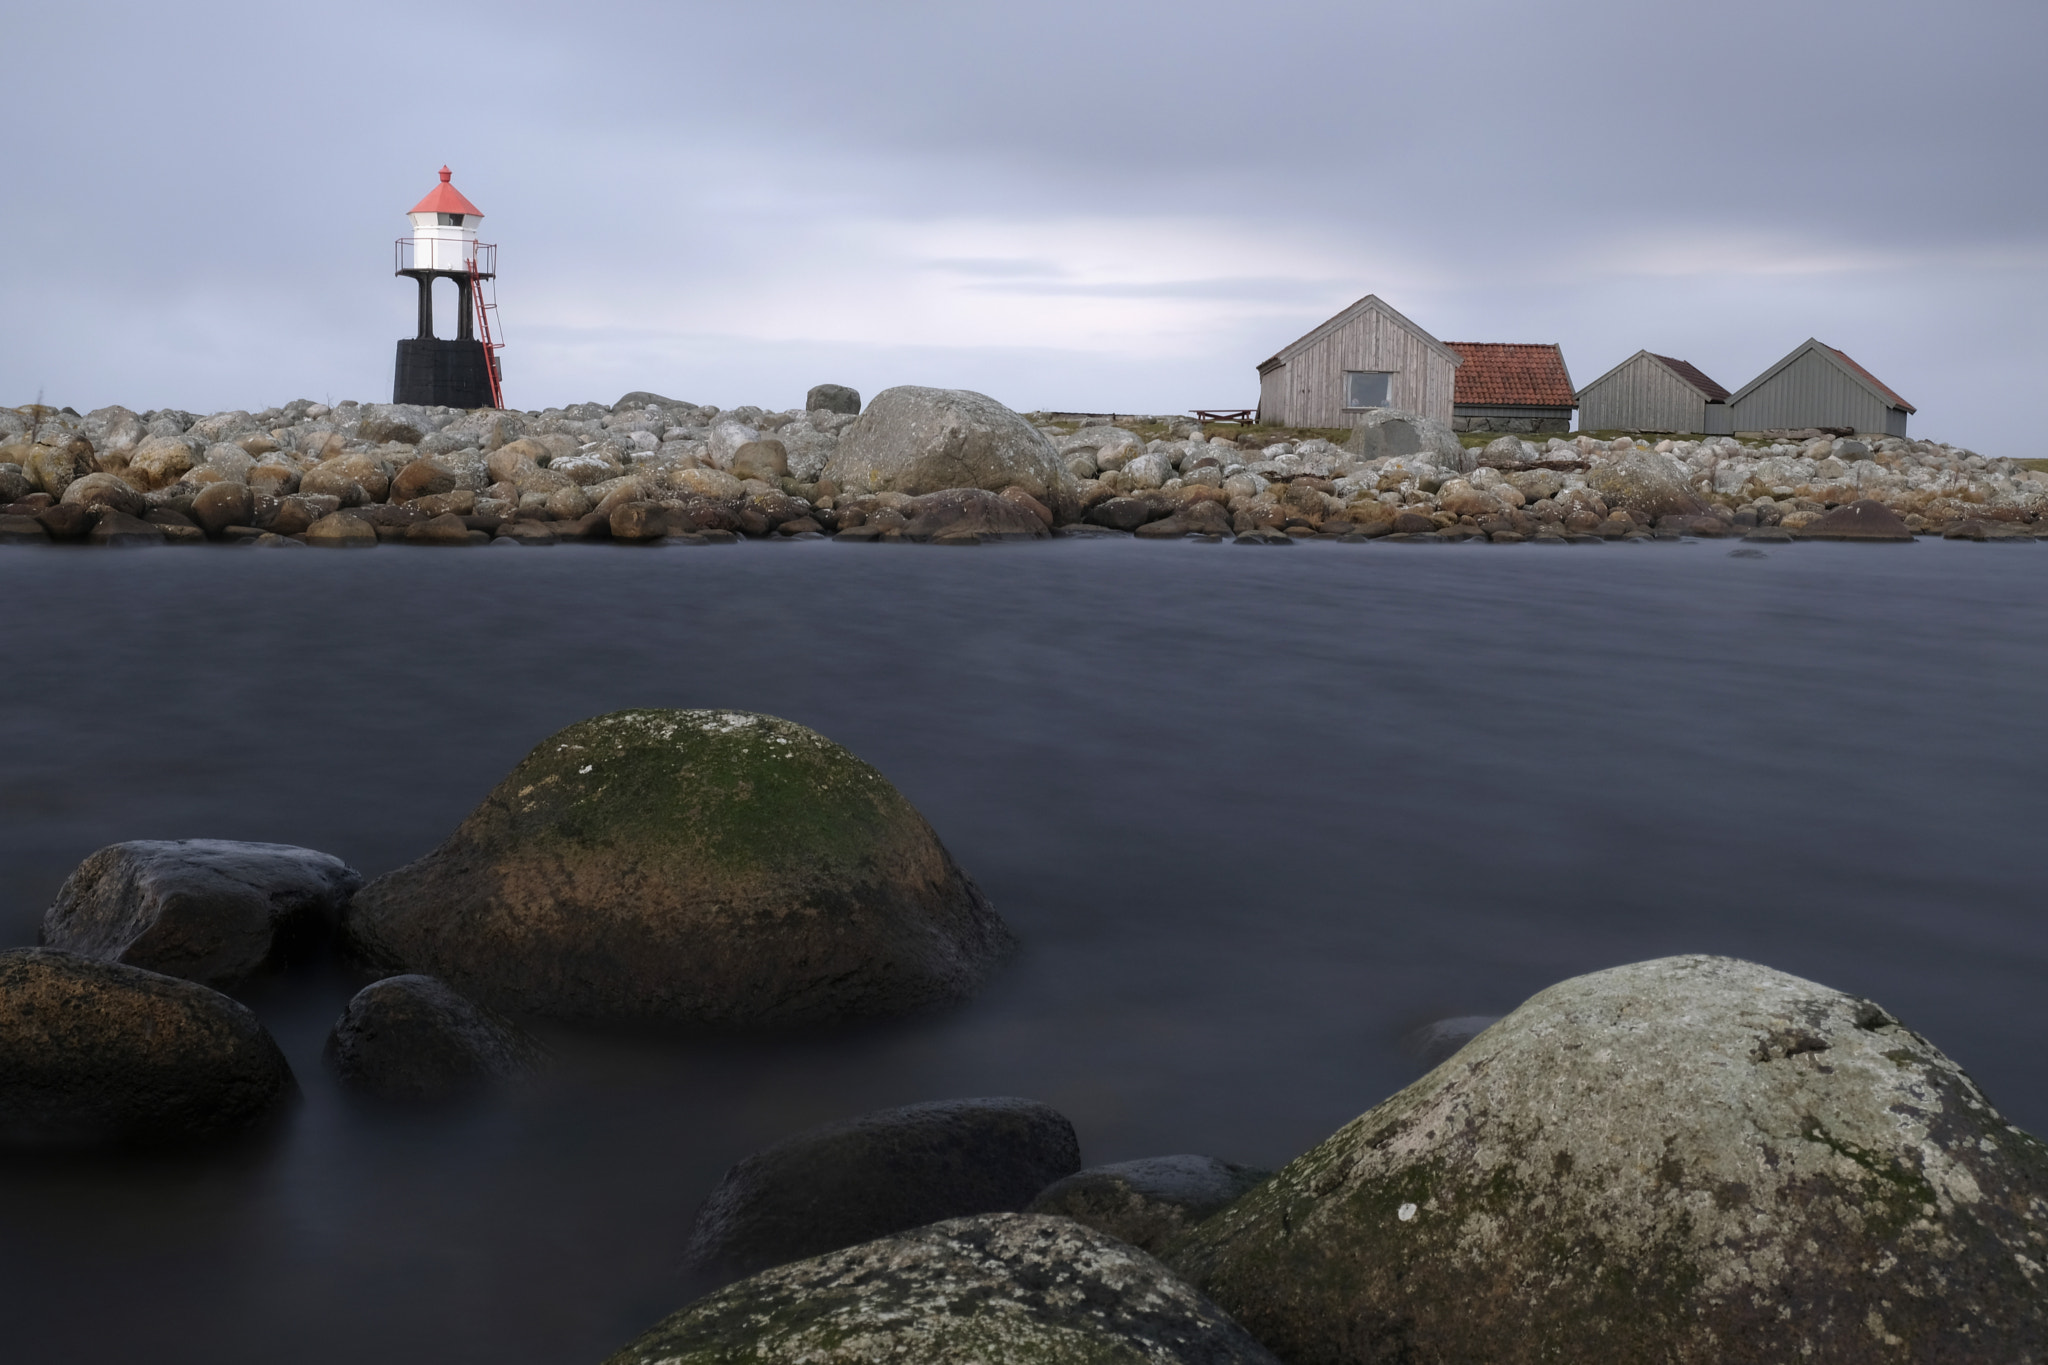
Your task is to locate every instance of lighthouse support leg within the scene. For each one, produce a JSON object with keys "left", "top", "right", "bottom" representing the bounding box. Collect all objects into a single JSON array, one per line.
[
  {"left": 416, "top": 275, "right": 435, "bottom": 340},
  {"left": 456, "top": 277, "right": 475, "bottom": 341}
]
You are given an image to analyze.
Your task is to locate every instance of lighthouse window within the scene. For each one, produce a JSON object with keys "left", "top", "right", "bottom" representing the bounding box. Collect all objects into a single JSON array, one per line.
[{"left": 438, "top": 213, "right": 465, "bottom": 226}]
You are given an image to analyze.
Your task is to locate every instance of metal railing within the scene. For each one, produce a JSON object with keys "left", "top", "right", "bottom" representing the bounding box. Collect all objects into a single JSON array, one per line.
[{"left": 394, "top": 238, "right": 497, "bottom": 276}]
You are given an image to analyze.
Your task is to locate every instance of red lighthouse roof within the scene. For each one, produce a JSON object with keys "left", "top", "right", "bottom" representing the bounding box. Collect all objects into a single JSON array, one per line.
[{"left": 409, "top": 166, "right": 483, "bottom": 217}]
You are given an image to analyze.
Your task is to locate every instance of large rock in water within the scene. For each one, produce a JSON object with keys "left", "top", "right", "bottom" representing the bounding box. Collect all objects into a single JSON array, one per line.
[
  {"left": 822, "top": 386, "right": 1071, "bottom": 501},
  {"left": 1799, "top": 497, "right": 1915, "bottom": 541},
  {"left": 1586, "top": 446, "right": 1703, "bottom": 520},
  {"left": 1027, "top": 1155, "right": 1271, "bottom": 1255},
  {"left": 1168, "top": 955, "right": 2048, "bottom": 1364},
  {"left": 326, "top": 974, "right": 542, "bottom": 1101},
  {"left": 43, "top": 839, "right": 363, "bottom": 990},
  {"left": 607, "top": 1214, "right": 1281, "bottom": 1365},
  {"left": 0, "top": 948, "right": 295, "bottom": 1147},
  {"left": 681, "top": 1096, "right": 1081, "bottom": 1284},
  {"left": 343, "top": 710, "right": 1015, "bottom": 1027}
]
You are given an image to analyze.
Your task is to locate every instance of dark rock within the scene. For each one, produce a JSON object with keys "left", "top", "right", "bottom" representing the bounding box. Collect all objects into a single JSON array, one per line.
[
  {"left": 42, "top": 839, "right": 362, "bottom": 990},
  {"left": 405, "top": 513, "right": 475, "bottom": 545},
  {"left": 189, "top": 481, "right": 253, "bottom": 536},
  {"left": 391, "top": 458, "right": 457, "bottom": 502},
  {"left": 823, "top": 386, "right": 1071, "bottom": 502},
  {"left": 86, "top": 509, "right": 165, "bottom": 546},
  {"left": 1086, "top": 496, "right": 1154, "bottom": 531},
  {"left": 60, "top": 472, "right": 147, "bottom": 517},
  {"left": 900, "top": 487, "right": 1051, "bottom": 541},
  {"left": 609, "top": 500, "right": 668, "bottom": 542},
  {"left": 1391, "top": 510, "right": 1437, "bottom": 534},
  {"left": 342, "top": 710, "right": 1015, "bottom": 1027},
  {"left": 773, "top": 516, "right": 822, "bottom": 537},
  {"left": 682, "top": 1096, "right": 1081, "bottom": 1284},
  {"left": 608, "top": 1214, "right": 1280, "bottom": 1365},
  {"left": 0, "top": 948, "right": 295, "bottom": 1147},
  {"left": 1169, "top": 955, "right": 2048, "bottom": 1365},
  {"left": 0, "top": 513, "right": 49, "bottom": 544},
  {"left": 144, "top": 510, "right": 206, "bottom": 543},
  {"left": 496, "top": 521, "right": 558, "bottom": 545},
  {"left": 1026, "top": 1155, "right": 1270, "bottom": 1254},
  {"left": 1135, "top": 500, "right": 1233, "bottom": 538},
  {"left": 1799, "top": 498, "right": 1915, "bottom": 541},
  {"left": 304, "top": 511, "right": 376, "bottom": 548},
  {"left": 804, "top": 383, "right": 861, "bottom": 415},
  {"left": 1743, "top": 526, "right": 1795, "bottom": 542},
  {"left": 326, "top": 974, "right": 541, "bottom": 1101}
]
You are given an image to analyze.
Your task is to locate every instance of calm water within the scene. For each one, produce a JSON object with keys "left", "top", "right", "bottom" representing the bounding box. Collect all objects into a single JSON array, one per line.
[{"left": 1, "top": 537, "right": 2044, "bottom": 1364}]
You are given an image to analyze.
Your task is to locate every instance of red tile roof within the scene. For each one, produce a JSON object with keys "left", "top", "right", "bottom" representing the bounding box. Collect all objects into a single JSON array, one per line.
[
  {"left": 409, "top": 166, "right": 483, "bottom": 218},
  {"left": 1827, "top": 346, "right": 1915, "bottom": 413},
  {"left": 1647, "top": 354, "right": 1730, "bottom": 401},
  {"left": 1445, "top": 342, "right": 1576, "bottom": 408}
]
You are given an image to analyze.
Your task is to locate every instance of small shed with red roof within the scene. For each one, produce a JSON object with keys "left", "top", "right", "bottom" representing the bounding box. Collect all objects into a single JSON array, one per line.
[
  {"left": 1727, "top": 339, "right": 1914, "bottom": 438},
  {"left": 1575, "top": 350, "right": 1733, "bottom": 435},
  {"left": 1444, "top": 342, "right": 1576, "bottom": 434}
]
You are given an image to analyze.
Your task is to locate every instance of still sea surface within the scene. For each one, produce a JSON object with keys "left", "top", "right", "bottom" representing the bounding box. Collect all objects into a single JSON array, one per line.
[{"left": 1, "top": 537, "right": 2043, "bottom": 1363}]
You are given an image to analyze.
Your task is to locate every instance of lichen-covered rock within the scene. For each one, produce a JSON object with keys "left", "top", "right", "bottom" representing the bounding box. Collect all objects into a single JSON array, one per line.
[
  {"left": 1585, "top": 447, "right": 1703, "bottom": 520},
  {"left": 343, "top": 710, "right": 1015, "bottom": 1027},
  {"left": 607, "top": 1214, "right": 1281, "bottom": 1365},
  {"left": 1343, "top": 409, "right": 1467, "bottom": 470},
  {"left": 682, "top": 1096, "right": 1081, "bottom": 1284},
  {"left": 42, "top": 839, "right": 363, "bottom": 990},
  {"left": 1028, "top": 1156, "right": 1271, "bottom": 1255},
  {"left": 1168, "top": 955, "right": 2048, "bottom": 1364},
  {"left": 60, "top": 471, "right": 148, "bottom": 517},
  {"left": 326, "top": 974, "right": 542, "bottom": 1101},
  {"left": 1799, "top": 498, "right": 1915, "bottom": 541},
  {"left": 0, "top": 948, "right": 295, "bottom": 1147},
  {"left": 824, "top": 386, "right": 1073, "bottom": 502}
]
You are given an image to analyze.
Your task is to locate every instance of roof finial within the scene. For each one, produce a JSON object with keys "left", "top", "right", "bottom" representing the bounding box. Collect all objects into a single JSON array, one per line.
[{"left": 439, "top": 166, "right": 452, "bottom": 183}]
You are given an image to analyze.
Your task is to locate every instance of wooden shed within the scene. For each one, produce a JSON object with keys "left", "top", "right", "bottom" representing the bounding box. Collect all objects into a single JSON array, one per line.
[
  {"left": 1726, "top": 339, "right": 1915, "bottom": 437},
  {"left": 1256, "top": 295, "right": 1460, "bottom": 429},
  {"left": 1575, "top": 351, "right": 1732, "bottom": 435},
  {"left": 1444, "top": 342, "right": 1576, "bottom": 434}
]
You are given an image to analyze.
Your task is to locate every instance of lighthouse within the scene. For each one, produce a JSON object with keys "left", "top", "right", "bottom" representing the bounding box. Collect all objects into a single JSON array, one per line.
[{"left": 392, "top": 167, "right": 504, "bottom": 409}]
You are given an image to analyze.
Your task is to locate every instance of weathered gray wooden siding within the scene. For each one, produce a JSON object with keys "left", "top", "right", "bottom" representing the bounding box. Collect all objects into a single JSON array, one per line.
[
  {"left": 1704, "top": 403, "right": 1733, "bottom": 436},
  {"left": 1577, "top": 354, "right": 1707, "bottom": 432},
  {"left": 1260, "top": 304, "right": 1456, "bottom": 428},
  {"left": 1729, "top": 349, "right": 1895, "bottom": 434}
]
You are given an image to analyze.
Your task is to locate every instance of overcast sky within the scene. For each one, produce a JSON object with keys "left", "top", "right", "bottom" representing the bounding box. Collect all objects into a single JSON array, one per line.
[{"left": 5, "top": 0, "right": 2042, "bottom": 451}]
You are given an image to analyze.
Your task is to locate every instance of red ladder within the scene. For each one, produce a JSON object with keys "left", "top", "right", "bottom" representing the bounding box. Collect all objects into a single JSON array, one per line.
[{"left": 466, "top": 252, "right": 505, "bottom": 409}]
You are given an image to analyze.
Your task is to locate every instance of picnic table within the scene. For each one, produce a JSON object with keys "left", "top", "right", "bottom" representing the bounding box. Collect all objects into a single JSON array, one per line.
[{"left": 1191, "top": 409, "right": 1256, "bottom": 425}]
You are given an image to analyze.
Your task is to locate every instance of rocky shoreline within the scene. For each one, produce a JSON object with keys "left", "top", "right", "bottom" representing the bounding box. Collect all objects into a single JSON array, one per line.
[
  {"left": 3, "top": 385, "right": 2040, "bottom": 549},
  {"left": 3, "top": 707, "right": 2044, "bottom": 1361}
]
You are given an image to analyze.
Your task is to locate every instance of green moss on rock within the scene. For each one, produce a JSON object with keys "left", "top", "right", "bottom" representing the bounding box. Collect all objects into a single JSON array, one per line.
[
  {"left": 604, "top": 1214, "right": 1280, "bottom": 1365},
  {"left": 343, "top": 710, "right": 1015, "bottom": 1028},
  {"left": 1167, "top": 955, "right": 2048, "bottom": 1364}
]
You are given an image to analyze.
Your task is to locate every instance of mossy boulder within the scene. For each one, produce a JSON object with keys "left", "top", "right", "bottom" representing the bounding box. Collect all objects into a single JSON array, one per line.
[
  {"left": 1167, "top": 955, "right": 2048, "bottom": 1364},
  {"left": 607, "top": 1213, "right": 1281, "bottom": 1365},
  {"left": 343, "top": 710, "right": 1015, "bottom": 1028},
  {"left": 326, "top": 974, "right": 542, "bottom": 1101},
  {"left": 0, "top": 948, "right": 295, "bottom": 1147}
]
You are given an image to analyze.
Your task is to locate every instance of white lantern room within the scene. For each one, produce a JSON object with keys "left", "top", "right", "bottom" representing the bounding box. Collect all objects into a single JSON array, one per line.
[{"left": 405, "top": 166, "right": 486, "bottom": 274}]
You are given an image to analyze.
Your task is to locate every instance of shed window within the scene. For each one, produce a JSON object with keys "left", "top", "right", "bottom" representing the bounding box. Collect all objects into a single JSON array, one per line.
[{"left": 1344, "top": 371, "right": 1392, "bottom": 409}]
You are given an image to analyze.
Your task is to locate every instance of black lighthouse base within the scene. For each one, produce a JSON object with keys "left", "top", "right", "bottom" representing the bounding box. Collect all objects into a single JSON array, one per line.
[{"left": 394, "top": 339, "right": 496, "bottom": 409}]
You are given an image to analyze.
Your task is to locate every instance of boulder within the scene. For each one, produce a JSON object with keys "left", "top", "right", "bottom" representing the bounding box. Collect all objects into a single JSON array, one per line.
[
  {"left": 1798, "top": 498, "right": 1915, "bottom": 541},
  {"left": 0, "top": 948, "right": 295, "bottom": 1147},
  {"left": 59, "top": 471, "right": 147, "bottom": 517},
  {"left": 342, "top": 710, "right": 1016, "bottom": 1027},
  {"left": 824, "top": 386, "right": 1071, "bottom": 502},
  {"left": 391, "top": 457, "right": 457, "bottom": 502},
  {"left": 1169, "top": 955, "right": 2048, "bottom": 1364},
  {"left": 805, "top": 383, "right": 861, "bottom": 415},
  {"left": 36, "top": 503, "right": 95, "bottom": 540},
  {"left": 21, "top": 442, "right": 90, "bottom": 496},
  {"left": 609, "top": 501, "right": 669, "bottom": 541},
  {"left": 1586, "top": 447, "right": 1703, "bottom": 520},
  {"left": 1134, "top": 500, "right": 1234, "bottom": 539},
  {"left": 0, "top": 462, "right": 31, "bottom": 502},
  {"left": 0, "top": 513, "right": 48, "bottom": 544},
  {"left": 682, "top": 1097, "right": 1081, "bottom": 1284},
  {"left": 304, "top": 511, "right": 377, "bottom": 548},
  {"left": 615, "top": 391, "right": 685, "bottom": 410},
  {"left": 1343, "top": 408, "right": 1467, "bottom": 470},
  {"left": 189, "top": 480, "right": 253, "bottom": 536},
  {"left": 1086, "top": 496, "right": 1154, "bottom": 531},
  {"left": 898, "top": 488, "right": 1052, "bottom": 542},
  {"left": 301, "top": 453, "right": 390, "bottom": 504},
  {"left": 41, "top": 840, "right": 362, "bottom": 990},
  {"left": 86, "top": 510, "right": 165, "bottom": 546},
  {"left": 326, "top": 974, "right": 541, "bottom": 1101},
  {"left": 357, "top": 405, "right": 428, "bottom": 445},
  {"left": 611, "top": 1214, "right": 1279, "bottom": 1365},
  {"left": 1027, "top": 1156, "right": 1270, "bottom": 1255},
  {"left": 729, "top": 439, "right": 789, "bottom": 483},
  {"left": 126, "top": 435, "right": 197, "bottom": 490},
  {"left": 405, "top": 513, "right": 476, "bottom": 545}
]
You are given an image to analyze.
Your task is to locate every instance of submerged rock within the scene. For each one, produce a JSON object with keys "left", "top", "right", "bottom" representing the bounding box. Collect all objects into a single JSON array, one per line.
[
  {"left": 0, "top": 948, "right": 294, "bottom": 1147},
  {"left": 327, "top": 974, "right": 542, "bottom": 1101},
  {"left": 824, "top": 386, "right": 1071, "bottom": 502},
  {"left": 608, "top": 1214, "right": 1280, "bottom": 1365},
  {"left": 343, "top": 709, "right": 1015, "bottom": 1027},
  {"left": 1027, "top": 1155, "right": 1270, "bottom": 1254},
  {"left": 1169, "top": 955, "right": 2048, "bottom": 1364},
  {"left": 1799, "top": 497, "right": 1915, "bottom": 541},
  {"left": 42, "top": 839, "right": 363, "bottom": 990},
  {"left": 681, "top": 1096, "right": 1081, "bottom": 1284}
]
